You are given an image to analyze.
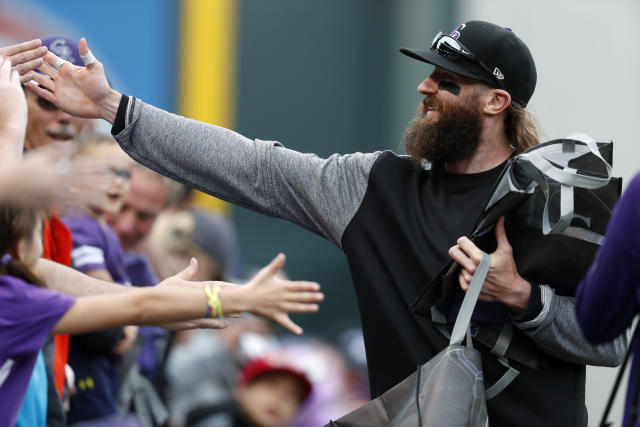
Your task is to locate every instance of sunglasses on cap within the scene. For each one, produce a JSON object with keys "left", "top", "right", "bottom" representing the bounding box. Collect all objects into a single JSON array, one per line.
[{"left": 430, "top": 32, "right": 505, "bottom": 90}]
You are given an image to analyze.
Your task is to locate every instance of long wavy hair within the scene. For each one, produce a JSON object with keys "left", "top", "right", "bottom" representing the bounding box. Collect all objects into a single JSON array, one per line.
[
  {"left": 0, "top": 204, "right": 46, "bottom": 288},
  {"left": 504, "top": 102, "right": 543, "bottom": 153}
]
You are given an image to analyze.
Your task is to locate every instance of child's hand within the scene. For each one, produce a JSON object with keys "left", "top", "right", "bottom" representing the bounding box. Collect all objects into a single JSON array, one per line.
[{"left": 244, "top": 253, "right": 323, "bottom": 335}]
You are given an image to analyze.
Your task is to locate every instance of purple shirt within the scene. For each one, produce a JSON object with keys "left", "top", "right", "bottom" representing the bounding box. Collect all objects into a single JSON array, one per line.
[
  {"left": 576, "top": 172, "right": 640, "bottom": 427},
  {"left": 0, "top": 275, "right": 75, "bottom": 426},
  {"left": 63, "top": 214, "right": 131, "bottom": 285},
  {"left": 63, "top": 214, "right": 130, "bottom": 422}
]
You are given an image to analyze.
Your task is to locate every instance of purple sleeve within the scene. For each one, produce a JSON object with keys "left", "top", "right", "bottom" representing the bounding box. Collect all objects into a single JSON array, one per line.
[
  {"left": 0, "top": 276, "right": 75, "bottom": 356},
  {"left": 63, "top": 215, "right": 107, "bottom": 273},
  {"left": 576, "top": 172, "right": 640, "bottom": 343}
]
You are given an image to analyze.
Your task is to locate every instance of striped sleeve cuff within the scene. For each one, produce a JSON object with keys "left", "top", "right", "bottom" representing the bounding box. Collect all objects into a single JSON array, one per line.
[{"left": 514, "top": 285, "right": 555, "bottom": 330}]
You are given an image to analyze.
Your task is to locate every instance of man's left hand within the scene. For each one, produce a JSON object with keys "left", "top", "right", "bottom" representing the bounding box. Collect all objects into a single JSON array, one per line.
[{"left": 448, "top": 216, "right": 531, "bottom": 314}]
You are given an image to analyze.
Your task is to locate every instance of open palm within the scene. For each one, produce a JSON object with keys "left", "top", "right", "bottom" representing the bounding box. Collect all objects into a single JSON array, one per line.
[{"left": 26, "top": 38, "right": 117, "bottom": 120}]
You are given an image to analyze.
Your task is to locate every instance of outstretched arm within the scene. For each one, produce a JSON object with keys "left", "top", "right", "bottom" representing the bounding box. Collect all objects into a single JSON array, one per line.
[
  {"left": 26, "top": 38, "right": 379, "bottom": 247},
  {"left": 449, "top": 216, "right": 626, "bottom": 367},
  {"left": 53, "top": 254, "right": 323, "bottom": 335}
]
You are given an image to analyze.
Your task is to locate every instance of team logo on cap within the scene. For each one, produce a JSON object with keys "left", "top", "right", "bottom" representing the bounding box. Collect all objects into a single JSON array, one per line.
[
  {"left": 50, "top": 39, "right": 73, "bottom": 62},
  {"left": 493, "top": 67, "right": 505, "bottom": 80},
  {"left": 450, "top": 23, "right": 465, "bottom": 40}
]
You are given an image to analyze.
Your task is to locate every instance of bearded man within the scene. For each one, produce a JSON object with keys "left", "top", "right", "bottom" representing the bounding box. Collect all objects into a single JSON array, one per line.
[{"left": 26, "top": 20, "right": 625, "bottom": 426}]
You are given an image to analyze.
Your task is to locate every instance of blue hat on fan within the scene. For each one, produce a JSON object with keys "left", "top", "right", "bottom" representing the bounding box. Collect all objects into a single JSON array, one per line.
[{"left": 41, "top": 36, "right": 83, "bottom": 66}]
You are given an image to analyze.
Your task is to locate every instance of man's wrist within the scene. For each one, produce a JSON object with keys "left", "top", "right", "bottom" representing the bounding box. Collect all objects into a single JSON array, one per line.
[
  {"left": 99, "top": 89, "right": 123, "bottom": 124},
  {"left": 503, "top": 277, "right": 532, "bottom": 314}
]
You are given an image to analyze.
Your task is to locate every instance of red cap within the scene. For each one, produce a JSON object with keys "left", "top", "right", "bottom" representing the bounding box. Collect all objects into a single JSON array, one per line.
[{"left": 238, "top": 356, "right": 312, "bottom": 400}]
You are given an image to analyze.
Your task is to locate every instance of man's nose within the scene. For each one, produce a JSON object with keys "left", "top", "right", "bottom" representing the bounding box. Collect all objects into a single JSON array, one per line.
[{"left": 418, "top": 75, "right": 438, "bottom": 95}]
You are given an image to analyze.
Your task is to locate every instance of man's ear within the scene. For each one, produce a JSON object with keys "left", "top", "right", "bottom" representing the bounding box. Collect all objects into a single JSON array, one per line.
[{"left": 483, "top": 89, "right": 511, "bottom": 116}]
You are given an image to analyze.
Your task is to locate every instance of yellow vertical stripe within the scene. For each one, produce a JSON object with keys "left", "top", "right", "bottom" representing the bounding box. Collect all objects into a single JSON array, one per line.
[{"left": 178, "top": 0, "right": 236, "bottom": 214}]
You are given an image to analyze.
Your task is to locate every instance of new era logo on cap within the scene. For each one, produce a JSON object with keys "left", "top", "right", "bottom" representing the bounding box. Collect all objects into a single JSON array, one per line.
[{"left": 493, "top": 67, "right": 504, "bottom": 80}]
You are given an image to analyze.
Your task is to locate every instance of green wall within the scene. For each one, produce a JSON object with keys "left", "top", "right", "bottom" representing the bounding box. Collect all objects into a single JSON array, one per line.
[{"left": 234, "top": 0, "right": 454, "bottom": 334}]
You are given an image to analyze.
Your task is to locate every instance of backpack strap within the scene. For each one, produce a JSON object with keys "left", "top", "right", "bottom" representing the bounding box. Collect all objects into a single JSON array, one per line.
[{"left": 485, "top": 323, "right": 520, "bottom": 400}]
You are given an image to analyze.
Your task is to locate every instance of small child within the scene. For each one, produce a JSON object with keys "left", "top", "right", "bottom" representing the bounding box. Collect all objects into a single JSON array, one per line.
[
  {"left": 186, "top": 355, "right": 312, "bottom": 427},
  {"left": 61, "top": 134, "right": 137, "bottom": 422},
  {"left": 0, "top": 203, "right": 323, "bottom": 426}
]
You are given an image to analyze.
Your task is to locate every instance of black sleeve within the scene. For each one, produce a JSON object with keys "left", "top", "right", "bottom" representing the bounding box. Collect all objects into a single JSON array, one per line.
[
  {"left": 110, "top": 94, "right": 129, "bottom": 135},
  {"left": 512, "top": 283, "right": 543, "bottom": 322}
]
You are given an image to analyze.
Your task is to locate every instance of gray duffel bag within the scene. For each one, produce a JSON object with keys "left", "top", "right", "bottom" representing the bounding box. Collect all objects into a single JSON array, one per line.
[{"left": 327, "top": 253, "right": 493, "bottom": 427}]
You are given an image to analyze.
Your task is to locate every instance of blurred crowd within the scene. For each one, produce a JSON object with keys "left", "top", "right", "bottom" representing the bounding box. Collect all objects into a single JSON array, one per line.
[{"left": 0, "top": 36, "right": 368, "bottom": 427}]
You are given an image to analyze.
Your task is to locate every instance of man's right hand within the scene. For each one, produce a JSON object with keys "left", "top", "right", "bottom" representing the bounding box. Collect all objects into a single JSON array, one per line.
[{"left": 26, "top": 38, "right": 121, "bottom": 124}]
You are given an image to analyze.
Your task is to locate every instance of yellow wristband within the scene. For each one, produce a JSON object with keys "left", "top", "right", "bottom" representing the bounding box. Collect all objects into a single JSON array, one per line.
[{"left": 204, "top": 284, "right": 224, "bottom": 319}]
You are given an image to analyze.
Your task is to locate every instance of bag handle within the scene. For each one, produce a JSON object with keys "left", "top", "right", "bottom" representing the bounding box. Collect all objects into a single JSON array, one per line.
[
  {"left": 449, "top": 252, "right": 491, "bottom": 346},
  {"left": 516, "top": 135, "right": 612, "bottom": 236}
]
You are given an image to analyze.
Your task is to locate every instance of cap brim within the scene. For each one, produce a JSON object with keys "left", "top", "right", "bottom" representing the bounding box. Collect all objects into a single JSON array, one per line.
[{"left": 399, "top": 47, "right": 496, "bottom": 88}]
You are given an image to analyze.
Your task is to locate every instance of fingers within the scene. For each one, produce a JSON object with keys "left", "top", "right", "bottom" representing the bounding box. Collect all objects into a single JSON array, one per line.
[
  {"left": 285, "top": 280, "right": 321, "bottom": 292},
  {"left": 448, "top": 243, "right": 477, "bottom": 274},
  {"left": 275, "top": 314, "right": 303, "bottom": 335},
  {"left": 41, "top": 52, "right": 61, "bottom": 76},
  {"left": 25, "top": 80, "right": 56, "bottom": 104},
  {"left": 281, "top": 302, "right": 320, "bottom": 313},
  {"left": 458, "top": 271, "right": 469, "bottom": 291},
  {"left": 461, "top": 268, "right": 473, "bottom": 283},
  {"left": 78, "top": 38, "right": 97, "bottom": 67},
  {"left": 0, "top": 39, "right": 42, "bottom": 57},
  {"left": 266, "top": 252, "right": 286, "bottom": 274},
  {"left": 457, "top": 236, "right": 484, "bottom": 262},
  {"left": 225, "top": 312, "right": 242, "bottom": 318},
  {"left": 252, "top": 253, "right": 286, "bottom": 283},
  {"left": 161, "top": 318, "right": 229, "bottom": 330},
  {"left": 9, "top": 47, "right": 46, "bottom": 71},
  {"left": 0, "top": 57, "right": 11, "bottom": 80},
  {"left": 285, "top": 290, "right": 324, "bottom": 303},
  {"left": 494, "top": 216, "right": 512, "bottom": 251},
  {"left": 18, "top": 70, "right": 35, "bottom": 85},
  {"left": 53, "top": 57, "right": 71, "bottom": 71},
  {"left": 175, "top": 258, "right": 199, "bottom": 281},
  {"left": 37, "top": 58, "right": 58, "bottom": 81},
  {"left": 29, "top": 69, "right": 55, "bottom": 92},
  {"left": 78, "top": 37, "right": 89, "bottom": 54},
  {"left": 13, "top": 57, "right": 43, "bottom": 76}
]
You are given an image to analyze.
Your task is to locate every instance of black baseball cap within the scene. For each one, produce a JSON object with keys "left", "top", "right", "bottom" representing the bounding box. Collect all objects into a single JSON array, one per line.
[{"left": 400, "top": 20, "right": 537, "bottom": 106}]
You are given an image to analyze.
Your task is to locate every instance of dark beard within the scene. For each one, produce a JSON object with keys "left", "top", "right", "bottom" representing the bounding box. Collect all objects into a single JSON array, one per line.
[{"left": 403, "top": 95, "right": 483, "bottom": 166}]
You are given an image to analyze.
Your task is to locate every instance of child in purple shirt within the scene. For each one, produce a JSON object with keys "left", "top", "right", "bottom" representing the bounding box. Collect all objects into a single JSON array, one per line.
[
  {"left": 0, "top": 202, "right": 323, "bottom": 426},
  {"left": 62, "top": 135, "right": 137, "bottom": 422},
  {"left": 576, "top": 172, "right": 640, "bottom": 427}
]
